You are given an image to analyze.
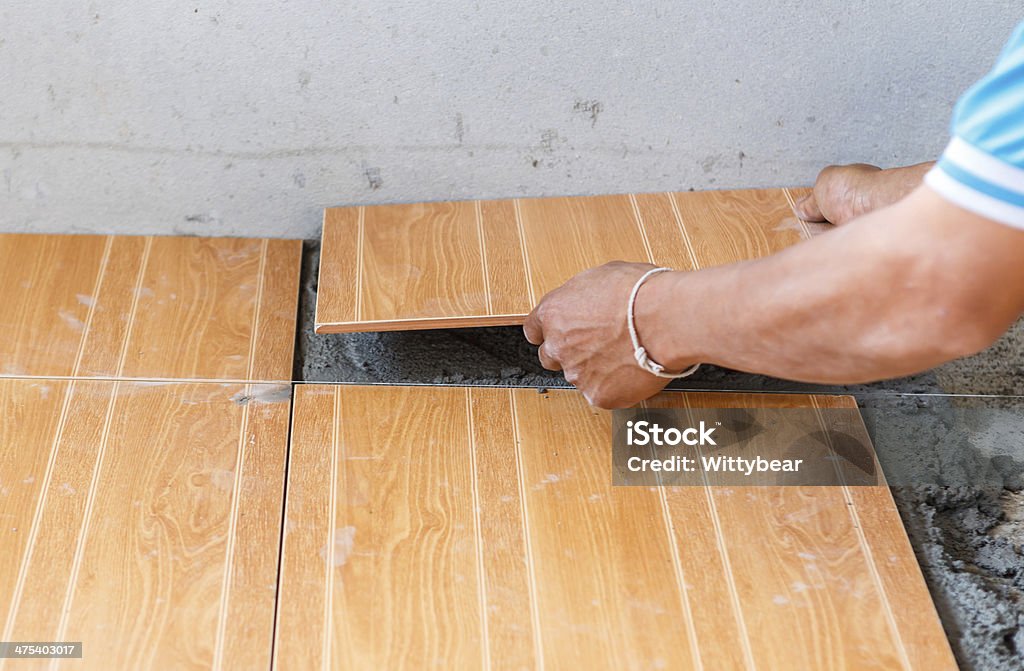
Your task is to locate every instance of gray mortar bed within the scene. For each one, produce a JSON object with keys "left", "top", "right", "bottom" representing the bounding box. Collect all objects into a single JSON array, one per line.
[{"left": 295, "top": 241, "right": 1023, "bottom": 669}]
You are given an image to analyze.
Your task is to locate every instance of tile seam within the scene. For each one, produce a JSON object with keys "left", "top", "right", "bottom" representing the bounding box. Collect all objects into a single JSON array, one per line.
[
  {"left": 212, "top": 239, "right": 267, "bottom": 668},
  {"left": 641, "top": 401, "right": 704, "bottom": 671},
  {"left": 511, "top": 199, "right": 537, "bottom": 307},
  {"left": 212, "top": 384, "right": 252, "bottom": 670},
  {"left": 810, "top": 397, "right": 912, "bottom": 670},
  {"left": 474, "top": 201, "right": 494, "bottom": 316},
  {"left": 315, "top": 211, "right": 329, "bottom": 327},
  {"left": 355, "top": 207, "right": 366, "bottom": 323},
  {"left": 508, "top": 390, "right": 544, "bottom": 670},
  {"left": 323, "top": 386, "right": 341, "bottom": 671},
  {"left": 628, "top": 194, "right": 657, "bottom": 265},
  {"left": 682, "top": 395, "right": 757, "bottom": 671},
  {"left": 465, "top": 389, "right": 492, "bottom": 671},
  {"left": 782, "top": 188, "right": 815, "bottom": 240},
  {"left": 666, "top": 193, "right": 702, "bottom": 271},
  {"left": 244, "top": 238, "right": 270, "bottom": 382},
  {"left": 270, "top": 383, "right": 301, "bottom": 670}
]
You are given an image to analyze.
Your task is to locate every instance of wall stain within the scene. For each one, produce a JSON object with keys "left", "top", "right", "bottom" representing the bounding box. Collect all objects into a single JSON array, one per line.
[
  {"left": 363, "top": 166, "right": 383, "bottom": 190},
  {"left": 184, "top": 212, "right": 220, "bottom": 225},
  {"left": 454, "top": 113, "right": 464, "bottom": 144},
  {"left": 701, "top": 154, "right": 721, "bottom": 174},
  {"left": 573, "top": 99, "right": 603, "bottom": 128}
]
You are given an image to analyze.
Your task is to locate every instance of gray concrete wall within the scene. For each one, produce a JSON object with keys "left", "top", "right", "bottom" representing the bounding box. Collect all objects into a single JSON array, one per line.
[{"left": 1, "top": 2, "right": 1019, "bottom": 239}]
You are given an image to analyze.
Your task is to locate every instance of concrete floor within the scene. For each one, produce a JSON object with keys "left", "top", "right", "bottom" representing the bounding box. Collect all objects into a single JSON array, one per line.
[{"left": 297, "top": 241, "right": 1024, "bottom": 669}]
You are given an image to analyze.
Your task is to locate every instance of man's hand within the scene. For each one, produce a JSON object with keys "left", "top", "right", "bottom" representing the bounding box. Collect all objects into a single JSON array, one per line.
[
  {"left": 795, "top": 161, "right": 934, "bottom": 225},
  {"left": 523, "top": 261, "right": 678, "bottom": 409},
  {"left": 794, "top": 163, "right": 882, "bottom": 225}
]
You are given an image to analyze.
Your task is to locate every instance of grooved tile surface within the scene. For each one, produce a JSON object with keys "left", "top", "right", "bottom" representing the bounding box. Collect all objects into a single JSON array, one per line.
[
  {"left": 0, "top": 232, "right": 301, "bottom": 670},
  {"left": 0, "top": 379, "right": 291, "bottom": 671},
  {"left": 316, "top": 188, "right": 818, "bottom": 333},
  {"left": 0, "top": 234, "right": 302, "bottom": 381},
  {"left": 276, "top": 385, "right": 956, "bottom": 670}
]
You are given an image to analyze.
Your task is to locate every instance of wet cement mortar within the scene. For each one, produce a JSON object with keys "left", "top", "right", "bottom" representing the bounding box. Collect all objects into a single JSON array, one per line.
[{"left": 297, "top": 241, "right": 1023, "bottom": 669}]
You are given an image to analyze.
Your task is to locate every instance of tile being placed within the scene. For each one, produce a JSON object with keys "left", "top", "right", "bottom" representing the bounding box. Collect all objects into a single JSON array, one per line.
[
  {"left": 315, "top": 187, "right": 821, "bottom": 333},
  {"left": 0, "top": 234, "right": 301, "bottom": 381},
  {"left": 276, "top": 385, "right": 956, "bottom": 670}
]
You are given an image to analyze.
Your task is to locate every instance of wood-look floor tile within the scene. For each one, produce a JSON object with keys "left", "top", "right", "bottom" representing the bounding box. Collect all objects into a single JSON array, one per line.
[
  {"left": 0, "top": 234, "right": 301, "bottom": 381},
  {"left": 316, "top": 188, "right": 814, "bottom": 333},
  {"left": 278, "top": 385, "right": 955, "bottom": 670},
  {"left": 0, "top": 379, "right": 290, "bottom": 671}
]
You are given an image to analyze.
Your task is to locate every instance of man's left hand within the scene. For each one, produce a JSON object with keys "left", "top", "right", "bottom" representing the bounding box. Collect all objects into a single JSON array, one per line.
[{"left": 523, "top": 261, "right": 675, "bottom": 409}]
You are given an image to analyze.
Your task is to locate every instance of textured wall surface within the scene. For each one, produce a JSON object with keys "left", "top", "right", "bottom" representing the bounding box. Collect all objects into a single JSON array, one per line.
[{"left": 0, "top": 2, "right": 1019, "bottom": 238}]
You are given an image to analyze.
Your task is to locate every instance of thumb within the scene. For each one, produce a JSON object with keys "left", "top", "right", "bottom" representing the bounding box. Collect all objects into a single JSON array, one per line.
[{"left": 794, "top": 192, "right": 825, "bottom": 222}]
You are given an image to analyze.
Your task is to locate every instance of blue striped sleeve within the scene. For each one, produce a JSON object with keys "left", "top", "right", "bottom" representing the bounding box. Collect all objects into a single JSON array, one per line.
[{"left": 925, "top": 21, "right": 1024, "bottom": 228}]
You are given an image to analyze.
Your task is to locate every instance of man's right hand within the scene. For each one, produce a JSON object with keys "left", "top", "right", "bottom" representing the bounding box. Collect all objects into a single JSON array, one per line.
[{"left": 795, "top": 161, "right": 935, "bottom": 226}]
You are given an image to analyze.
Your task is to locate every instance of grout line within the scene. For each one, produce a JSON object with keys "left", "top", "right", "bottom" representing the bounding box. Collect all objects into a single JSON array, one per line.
[
  {"left": 313, "top": 213, "right": 325, "bottom": 325},
  {"left": 0, "top": 374, "right": 293, "bottom": 385},
  {"left": 782, "top": 188, "right": 814, "bottom": 240},
  {"left": 465, "top": 389, "right": 492, "bottom": 671},
  {"left": 1, "top": 369, "right": 1013, "bottom": 398},
  {"left": 666, "top": 193, "right": 702, "bottom": 271},
  {"left": 334, "top": 387, "right": 352, "bottom": 665},
  {"left": 314, "top": 312, "right": 529, "bottom": 331},
  {"left": 810, "top": 397, "right": 912, "bottom": 670},
  {"left": 212, "top": 383, "right": 252, "bottom": 669},
  {"left": 508, "top": 389, "right": 544, "bottom": 670},
  {"left": 323, "top": 387, "right": 341, "bottom": 671},
  {"left": 641, "top": 401, "right": 703, "bottom": 671},
  {"left": 51, "top": 381, "right": 122, "bottom": 667},
  {"left": 628, "top": 194, "right": 657, "bottom": 265},
  {"left": 113, "top": 237, "right": 154, "bottom": 378},
  {"left": 474, "top": 201, "right": 494, "bottom": 316},
  {"left": 355, "top": 207, "right": 365, "bottom": 323},
  {"left": 682, "top": 395, "right": 757, "bottom": 671},
  {"left": 269, "top": 383, "right": 299, "bottom": 671},
  {"left": 212, "top": 239, "right": 267, "bottom": 668},
  {"left": 511, "top": 199, "right": 537, "bottom": 307},
  {"left": 315, "top": 212, "right": 328, "bottom": 327},
  {"left": 70, "top": 235, "right": 114, "bottom": 378},
  {"left": 0, "top": 236, "right": 113, "bottom": 651},
  {"left": 245, "top": 239, "right": 270, "bottom": 381},
  {"left": 52, "top": 236, "right": 153, "bottom": 661}
]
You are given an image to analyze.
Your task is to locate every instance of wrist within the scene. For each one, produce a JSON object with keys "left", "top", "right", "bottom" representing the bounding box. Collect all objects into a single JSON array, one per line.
[{"left": 632, "top": 270, "right": 699, "bottom": 372}]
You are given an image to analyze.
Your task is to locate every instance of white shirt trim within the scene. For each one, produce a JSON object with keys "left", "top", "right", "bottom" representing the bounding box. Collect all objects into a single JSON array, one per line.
[
  {"left": 941, "top": 136, "right": 1024, "bottom": 197},
  {"left": 925, "top": 166, "right": 1024, "bottom": 228}
]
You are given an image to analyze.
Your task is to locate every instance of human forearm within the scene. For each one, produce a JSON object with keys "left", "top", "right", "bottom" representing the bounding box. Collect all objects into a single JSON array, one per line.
[
  {"left": 796, "top": 161, "right": 935, "bottom": 225},
  {"left": 638, "top": 186, "right": 1024, "bottom": 383},
  {"left": 863, "top": 162, "right": 934, "bottom": 210}
]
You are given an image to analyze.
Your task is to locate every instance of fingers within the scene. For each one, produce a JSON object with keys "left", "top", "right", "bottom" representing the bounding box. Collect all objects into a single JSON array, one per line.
[
  {"left": 523, "top": 304, "right": 544, "bottom": 345},
  {"left": 524, "top": 297, "right": 561, "bottom": 371},
  {"left": 537, "top": 342, "right": 562, "bottom": 371},
  {"left": 794, "top": 192, "right": 826, "bottom": 222}
]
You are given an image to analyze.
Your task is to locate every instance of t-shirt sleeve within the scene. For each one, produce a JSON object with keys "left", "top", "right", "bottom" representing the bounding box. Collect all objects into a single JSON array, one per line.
[{"left": 924, "top": 21, "right": 1024, "bottom": 228}]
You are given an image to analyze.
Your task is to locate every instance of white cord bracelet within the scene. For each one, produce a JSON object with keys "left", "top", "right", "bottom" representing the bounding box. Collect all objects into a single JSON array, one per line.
[{"left": 627, "top": 267, "right": 701, "bottom": 379}]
